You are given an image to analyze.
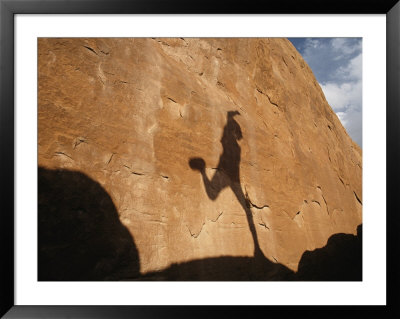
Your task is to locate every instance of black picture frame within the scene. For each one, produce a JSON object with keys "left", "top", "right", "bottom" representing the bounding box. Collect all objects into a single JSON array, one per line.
[{"left": 1, "top": 0, "right": 399, "bottom": 318}]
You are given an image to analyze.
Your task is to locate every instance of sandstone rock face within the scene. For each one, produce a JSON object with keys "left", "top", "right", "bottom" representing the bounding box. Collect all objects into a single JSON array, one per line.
[{"left": 38, "top": 38, "right": 362, "bottom": 280}]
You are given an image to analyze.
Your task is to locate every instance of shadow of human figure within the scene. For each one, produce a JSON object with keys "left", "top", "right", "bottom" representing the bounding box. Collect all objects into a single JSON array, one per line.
[
  {"left": 38, "top": 167, "right": 140, "bottom": 281},
  {"left": 189, "top": 111, "right": 263, "bottom": 258}
]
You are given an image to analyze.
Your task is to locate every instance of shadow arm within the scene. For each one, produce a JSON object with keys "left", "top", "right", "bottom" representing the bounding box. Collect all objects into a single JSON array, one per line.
[{"left": 189, "top": 157, "right": 226, "bottom": 200}]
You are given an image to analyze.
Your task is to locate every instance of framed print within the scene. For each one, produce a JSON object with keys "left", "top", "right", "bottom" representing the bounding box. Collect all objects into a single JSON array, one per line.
[{"left": 1, "top": 0, "right": 399, "bottom": 317}]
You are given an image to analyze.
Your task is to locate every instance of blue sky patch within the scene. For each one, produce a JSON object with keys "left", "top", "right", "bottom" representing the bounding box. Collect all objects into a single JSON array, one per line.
[{"left": 288, "top": 38, "right": 362, "bottom": 147}]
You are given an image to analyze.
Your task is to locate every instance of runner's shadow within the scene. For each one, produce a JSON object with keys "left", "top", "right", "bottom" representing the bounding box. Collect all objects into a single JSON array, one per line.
[
  {"left": 189, "top": 111, "right": 263, "bottom": 258},
  {"left": 186, "top": 110, "right": 362, "bottom": 281}
]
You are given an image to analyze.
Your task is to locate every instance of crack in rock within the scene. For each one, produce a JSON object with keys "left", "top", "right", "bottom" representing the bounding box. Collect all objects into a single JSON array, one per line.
[
  {"left": 73, "top": 137, "right": 87, "bottom": 149},
  {"left": 132, "top": 171, "right": 145, "bottom": 176},
  {"left": 249, "top": 202, "right": 270, "bottom": 210},
  {"left": 312, "top": 200, "right": 321, "bottom": 206},
  {"left": 167, "top": 97, "right": 177, "bottom": 103},
  {"left": 244, "top": 186, "right": 269, "bottom": 210},
  {"left": 321, "top": 194, "right": 328, "bottom": 212},
  {"left": 188, "top": 212, "right": 223, "bottom": 239},
  {"left": 106, "top": 153, "right": 115, "bottom": 165},
  {"left": 256, "top": 86, "right": 279, "bottom": 108},
  {"left": 209, "top": 212, "right": 223, "bottom": 222},
  {"left": 258, "top": 222, "right": 270, "bottom": 230},
  {"left": 187, "top": 223, "right": 205, "bottom": 239},
  {"left": 353, "top": 191, "right": 362, "bottom": 205},
  {"left": 54, "top": 151, "right": 73, "bottom": 160},
  {"left": 83, "top": 45, "right": 98, "bottom": 56}
]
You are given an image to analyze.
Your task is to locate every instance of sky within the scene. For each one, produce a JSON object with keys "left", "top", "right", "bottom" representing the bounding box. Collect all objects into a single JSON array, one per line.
[{"left": 288, "top": 38, "right": 362, "bottom": 147}]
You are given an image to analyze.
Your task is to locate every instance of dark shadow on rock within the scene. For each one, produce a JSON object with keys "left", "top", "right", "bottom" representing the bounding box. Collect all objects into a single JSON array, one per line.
[
  {"left": 189, "top": 111, "right": 263, "bottom": 258},
  {"left": 140, "top": 255, "right": 295, "bottom": 281},
  {"left": 38, "top": 167, "right": 140, "bottom": 281},
  {"left": 139, "top": 225, "right": 362, "bottom": 281},
  {"left": 295, "top": 224, "right": 362, "bottom": 281},
  {"left": 38, "top": 165, "right": 361, "bottom": 281}
]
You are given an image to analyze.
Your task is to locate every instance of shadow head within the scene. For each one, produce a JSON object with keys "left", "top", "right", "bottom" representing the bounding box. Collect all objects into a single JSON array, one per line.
[{"left": 227, "top": 110, "right": 242, "bottom": 141}]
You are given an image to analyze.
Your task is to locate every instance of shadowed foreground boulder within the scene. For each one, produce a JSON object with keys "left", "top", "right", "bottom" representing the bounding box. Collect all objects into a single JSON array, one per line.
[
  {"left": 38, "top": 167, "right": 140, "bottom": 281},
  {"left": 296, "top": 225, "right": 362, "bottom": 281}
]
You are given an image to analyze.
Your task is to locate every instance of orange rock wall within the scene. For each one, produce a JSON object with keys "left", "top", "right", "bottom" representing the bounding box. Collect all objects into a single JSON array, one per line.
[{"left": 38, "top": 38, "right": 362, "bottom": 274}]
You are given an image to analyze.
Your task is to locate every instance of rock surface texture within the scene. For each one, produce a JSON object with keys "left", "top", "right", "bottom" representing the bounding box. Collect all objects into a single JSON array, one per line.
[{"left": 38, "top": 38, "right": 362, "bottom": 280}]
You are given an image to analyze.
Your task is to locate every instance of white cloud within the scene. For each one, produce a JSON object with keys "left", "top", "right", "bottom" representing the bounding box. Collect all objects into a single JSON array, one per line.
[
  {"left": 320, "top": 80, "right": 362, "bottom": 146},
  {"left": 331, "top": 38, "right": 362, "bottom": 57},
  {"left": 291, "top": 37, "right": 362, "bottom": 146},
  {"left": 336, "top": 53, "right": 362, "bottom": 81},
  {"left": 320, "top": 50, "right": 362, "bottom": 146},
  {"left": 307, "top": 39, "right": 321, "bottom": 48},
  {"left": 320, "top": 80, "right": 362, "bottom": 112},
  {"left": 336, "top": 111, "right": 347, "bottom": 126},
  {"left": 302, "top": 39, "right": 326, "bottom": 61}
]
